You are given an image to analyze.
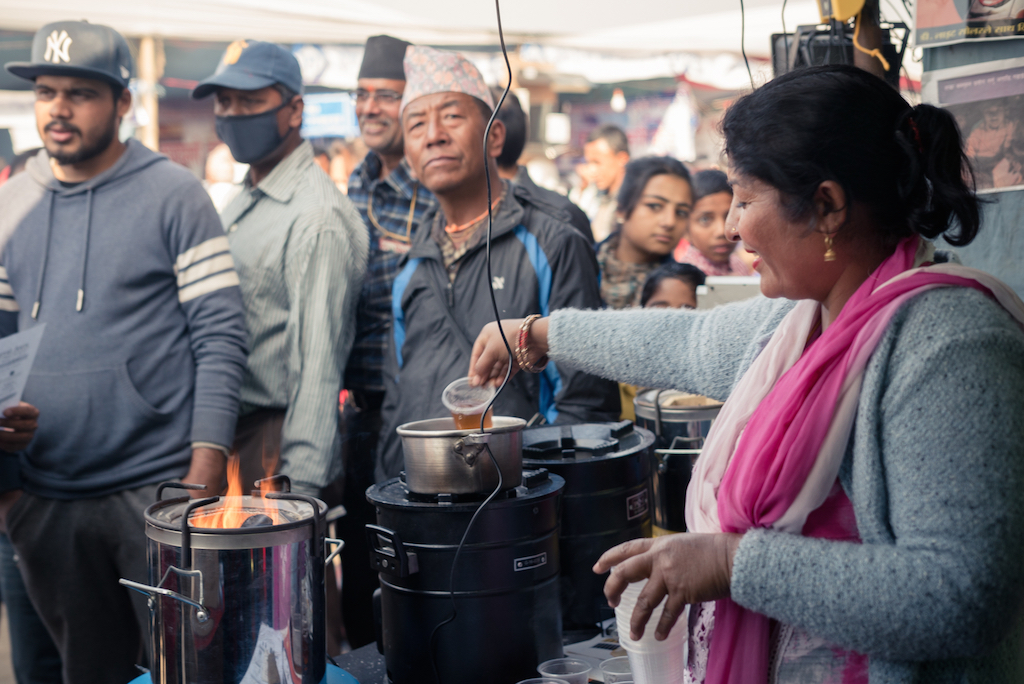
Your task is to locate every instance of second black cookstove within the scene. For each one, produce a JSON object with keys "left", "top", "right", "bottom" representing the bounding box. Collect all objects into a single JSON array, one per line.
[
  {"left": 367, "top": 468, "right": 565, "bottom": 684},
  {"left": 522, "top": 421, "right": 655, "bottom": 634}
]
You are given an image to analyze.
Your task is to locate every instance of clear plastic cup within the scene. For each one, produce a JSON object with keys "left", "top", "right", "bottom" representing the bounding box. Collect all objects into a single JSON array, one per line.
[
  {"left": 613, "top": 579, "right": 685, "bottom": 684},
  {"left": 537, "top": 657, "right": 593, "bottom": 684},
  {"left": 516, "top": 680, "right": 566, "bottom": 684},
  {"left": 600, "top": 655, "right": 633, "bottom": 683},
  {"left": 441, "top": 377, "right": 496, "bottom": 429}
]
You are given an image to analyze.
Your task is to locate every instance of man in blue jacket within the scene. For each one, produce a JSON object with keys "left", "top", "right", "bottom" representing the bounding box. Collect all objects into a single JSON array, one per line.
[
  {"left": 376, "top": 46, "right": 619, "bottom": 481},
  {"left": 0, "top": 21, "right": 248, "bottom": 684}
]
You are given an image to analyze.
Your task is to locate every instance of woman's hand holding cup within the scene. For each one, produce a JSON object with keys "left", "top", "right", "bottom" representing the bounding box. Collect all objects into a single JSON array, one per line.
[
  {"left": 594, "top": 532, "right": 742, "bottom": 641},
  {"left": 469, "top": 317, "right": 551, "bottom": 388}
]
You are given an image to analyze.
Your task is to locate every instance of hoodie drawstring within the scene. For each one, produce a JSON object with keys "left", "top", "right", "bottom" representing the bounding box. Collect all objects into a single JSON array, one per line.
[
  {"left": 77, "top": 188, "right": 93, "bottom": 311},
  {"left": 31, "top": 187, "right": 93, "bottom": 318},
  {"left": 31, "top": 191, "right": 55, "bottom": 319}
]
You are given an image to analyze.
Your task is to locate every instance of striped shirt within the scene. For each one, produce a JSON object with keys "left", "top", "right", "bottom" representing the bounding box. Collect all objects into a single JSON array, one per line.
[
  {"left": 221, "top": 141, "right": 369, "bottom": 494},
  {"left": 345, "top": 153, "right": 438, "bottom": 393}
]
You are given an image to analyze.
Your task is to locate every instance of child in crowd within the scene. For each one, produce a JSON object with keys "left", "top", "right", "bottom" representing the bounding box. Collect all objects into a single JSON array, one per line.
[
  {"left": 597, "top": 157, "right": 693, "bottom": 309},
  {"left": 620, "top": 262, "right": 707, "bottom": 420},
  {"left": 640, "top": 261, "right": 706, "bottom": 309},
  {"left": 674, "top": 169, "right": 754, "bottom": 276}
]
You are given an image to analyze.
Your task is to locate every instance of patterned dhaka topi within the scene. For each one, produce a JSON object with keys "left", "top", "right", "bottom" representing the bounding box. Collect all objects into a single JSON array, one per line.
[{"left": 399, "top": 45, "right": 495, "bottom": 116}]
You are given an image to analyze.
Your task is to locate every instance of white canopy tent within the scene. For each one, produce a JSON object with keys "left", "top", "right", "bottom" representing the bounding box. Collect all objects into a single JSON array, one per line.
[
  {"left": 0, "top": 0, "right": 830, "bottom": 57},
  {"left": 0, "top": 0, "right": 920, "bottom": 155}
]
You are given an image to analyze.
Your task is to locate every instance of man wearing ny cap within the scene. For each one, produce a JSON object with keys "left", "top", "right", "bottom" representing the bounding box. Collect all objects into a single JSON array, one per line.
[
  {"left": 0, "top": 20, "right": 249, "bottom": 683},
  {"left": 377, "top": 46, "right": 620, "bottom": 482},
  {"left": 193, "top": 42, "right": 368, "bottom": 498},
  {"left": 340, "top": 34, "right": 439, "bottom": 648}
]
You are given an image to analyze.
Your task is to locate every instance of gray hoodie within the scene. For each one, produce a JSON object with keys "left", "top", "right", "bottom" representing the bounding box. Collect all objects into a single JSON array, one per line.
[{"left": 0, "top": 140, "right": 248, "bottom": 499}]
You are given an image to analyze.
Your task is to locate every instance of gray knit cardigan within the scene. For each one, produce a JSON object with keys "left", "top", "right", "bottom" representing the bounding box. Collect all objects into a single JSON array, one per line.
[{"left": 547, "top": 288, "right": 1024, "bottom": 683}]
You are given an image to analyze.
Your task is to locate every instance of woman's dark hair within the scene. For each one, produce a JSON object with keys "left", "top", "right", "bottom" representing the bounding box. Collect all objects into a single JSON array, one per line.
[
  {"left": 616, "top": 156, "right": 692, "bottom": 219},
  {"left": 692, "top": 169, "right": 732, "bottom": 203},
  {"left": 640, "top": 262, "right": 707, "bottom": 307},
  {"left": 722, "top": 65, "right": 980, "bottom": 246}
]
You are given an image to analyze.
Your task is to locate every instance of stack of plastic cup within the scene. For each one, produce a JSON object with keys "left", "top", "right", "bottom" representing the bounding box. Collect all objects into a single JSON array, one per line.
[{"left": 614, "top": 579, "right": 685, "bottom": 684}]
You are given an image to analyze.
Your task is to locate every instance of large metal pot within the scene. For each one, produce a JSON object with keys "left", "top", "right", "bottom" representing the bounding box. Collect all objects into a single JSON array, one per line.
[
  {"left": 397, "top": 416, "right": 525, "bottom": 495},
  {"left": 634, "top": 390, "right": 723, "bottom": 535},
  {"left": 121, "top": 483, "right": 343, "bottom": 684}
]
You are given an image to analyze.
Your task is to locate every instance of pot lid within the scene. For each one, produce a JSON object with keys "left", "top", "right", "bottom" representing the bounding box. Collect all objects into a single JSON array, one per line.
[{"left": 522, "top": 421, "right": 654, "bottom": 462}]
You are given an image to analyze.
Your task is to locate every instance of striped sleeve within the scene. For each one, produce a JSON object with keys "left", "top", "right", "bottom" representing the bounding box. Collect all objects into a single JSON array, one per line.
[
  {"left": 174, "top": 236, "right": 241, "bottom": 303},
  {"left": 0, "top": 267, "right": 19, "bottom": 312}
]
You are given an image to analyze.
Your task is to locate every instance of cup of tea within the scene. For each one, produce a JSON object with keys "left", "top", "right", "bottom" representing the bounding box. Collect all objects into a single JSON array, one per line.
[{"left": 441, "top": 377, "right": 496, "bottom": 430}]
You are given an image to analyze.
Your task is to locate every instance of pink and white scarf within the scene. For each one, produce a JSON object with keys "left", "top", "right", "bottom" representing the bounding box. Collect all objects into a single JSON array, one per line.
[{"left": 683, "top": 237, "right": 1024, "bottom": 684}]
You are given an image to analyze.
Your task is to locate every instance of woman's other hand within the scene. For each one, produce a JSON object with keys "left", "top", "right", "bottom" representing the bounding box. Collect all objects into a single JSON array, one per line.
[
  {"left": 469, "top": 317, "right": 551, "bottom": 387},
  {"left": 0, "top": 402, "right": 39, "bottom": 453},
  {"left": 594, "top": 532, "right": 743, "bottom": 641}
]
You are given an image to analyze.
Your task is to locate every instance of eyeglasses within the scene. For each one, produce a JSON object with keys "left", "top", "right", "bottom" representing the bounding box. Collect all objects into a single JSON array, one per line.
[{"left": 355, "top": 89, "right": 402, "bottom": 104}]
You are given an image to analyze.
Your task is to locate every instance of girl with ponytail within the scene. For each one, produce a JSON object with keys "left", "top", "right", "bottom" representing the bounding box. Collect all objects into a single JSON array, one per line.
[{"left": 471, "top": 64, "right": 1024, "bottom": 683}]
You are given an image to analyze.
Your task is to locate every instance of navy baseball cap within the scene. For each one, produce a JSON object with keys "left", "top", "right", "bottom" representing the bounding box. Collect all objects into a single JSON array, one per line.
[
  {"left": 5, "top": 20, "right": 133, "bottom": 89},
  {"left": 192, "top": 40, "right": 303, "bottom": 100}
]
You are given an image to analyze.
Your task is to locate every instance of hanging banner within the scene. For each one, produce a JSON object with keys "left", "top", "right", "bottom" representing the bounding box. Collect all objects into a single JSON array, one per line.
[
  {"left": 914, "top": 0, "right": 1024, "bottom": 48},
  {"left": 922, "top": 57, "right": 1024, "bottom": 193}
]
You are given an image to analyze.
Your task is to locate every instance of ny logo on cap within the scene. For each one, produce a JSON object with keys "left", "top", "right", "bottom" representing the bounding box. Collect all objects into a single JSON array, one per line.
[{"left": 44, "top": 30, "right": 73, "bottom": 64}]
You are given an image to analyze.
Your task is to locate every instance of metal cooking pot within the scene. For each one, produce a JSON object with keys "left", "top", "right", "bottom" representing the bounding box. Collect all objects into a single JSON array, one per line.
[
  {"left": 633, "top": 389, "right": 723, "bottom": 451},
  {"left": 634, "top": 390, "right": 723, "bottom": 534},
  {"left": 397, "top": 416, "right": 525, "bottom": 495},
  {"left": 120, "top": 482, "right": 343, "bottom": 684}
]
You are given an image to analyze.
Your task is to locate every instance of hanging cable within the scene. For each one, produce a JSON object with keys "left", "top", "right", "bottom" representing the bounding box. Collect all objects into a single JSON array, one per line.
[
  {"left": 853, "top": 9, "right": 891, "bottom": 72},
  {"left": 427, "top": 0, "right": 516, "bottom": 681},
  {"left": 781, "top": 0, "right": 790, "bottom": 73},
  {"left": 739, "top": 0, "right": 755, "bottom": 89}
]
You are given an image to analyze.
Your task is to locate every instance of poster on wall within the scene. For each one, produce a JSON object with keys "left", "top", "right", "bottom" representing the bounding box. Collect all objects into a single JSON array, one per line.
[
  {"left": 922, "top": 57, "right": 1024, "bottom": 193},
  {"left": 914, "top": 0, "right": 1024, "bottom": 47}
]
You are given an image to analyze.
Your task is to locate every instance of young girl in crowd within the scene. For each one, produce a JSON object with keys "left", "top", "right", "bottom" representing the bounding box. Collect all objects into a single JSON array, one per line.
[
  {"left": 675, "top": 169, "right": 754, "bottom": 276},
  {"left": 597, "top": 157, "right": 693, "bottom": 309}
]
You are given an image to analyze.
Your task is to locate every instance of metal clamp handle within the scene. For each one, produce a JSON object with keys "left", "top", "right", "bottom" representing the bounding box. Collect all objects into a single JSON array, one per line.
[
  {"left": 254, "top": 474, "right": 291, "bottom": 494},
  {"left": 265, "top": 492, "right": 325, "bottom": 557},
  {"left": 452, "top": 436, "right": 488, "bottom": 467},
  {"left": 366, "top": 524, "right": 419, "bottom": 578},
  {"left": 325, "top": 538, "right": 345, "bottom": 567},
  {"left": 156, "top": 481, "right": 208, "bottom": 502},
  {"left": 120, "top": 565, "right": 209, "bottom": 623}
]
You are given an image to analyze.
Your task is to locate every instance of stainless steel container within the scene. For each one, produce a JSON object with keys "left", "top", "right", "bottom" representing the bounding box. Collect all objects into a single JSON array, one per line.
[
  {"left": 121, "top": 483, "right": 342, "bottom": 684},
  {"left": 634, "top": 390, "right": 723, "bottom": 535},
  {"left": 396, "top": 416, "right": 526, "bottom": 495}
]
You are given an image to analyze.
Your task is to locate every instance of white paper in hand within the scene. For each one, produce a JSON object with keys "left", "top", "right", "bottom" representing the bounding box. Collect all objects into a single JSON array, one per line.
[{"left": 0, "top": 324, "right": 45, "bottom": 413}]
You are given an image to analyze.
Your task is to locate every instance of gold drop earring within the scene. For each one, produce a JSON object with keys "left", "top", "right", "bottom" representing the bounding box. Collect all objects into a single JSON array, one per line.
[{"left": 823, "top": 233, "right": 836, "bottom": 262}]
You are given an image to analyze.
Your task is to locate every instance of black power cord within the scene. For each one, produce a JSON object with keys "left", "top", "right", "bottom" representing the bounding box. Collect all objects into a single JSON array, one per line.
[{"left": 427, "top": 0, "right": 516, "bottom": 681}]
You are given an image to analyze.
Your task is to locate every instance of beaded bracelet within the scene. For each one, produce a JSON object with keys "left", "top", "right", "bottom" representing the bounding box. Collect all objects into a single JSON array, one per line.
[{"left": 515, "top": 314, "right": 548, "bottom": 373}]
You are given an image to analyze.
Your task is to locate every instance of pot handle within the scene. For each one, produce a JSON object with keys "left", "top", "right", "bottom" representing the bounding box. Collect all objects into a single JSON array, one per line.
[
  {"left": 366, "top": 524, "right": 419, "bottom": 578},
  {"left": 120, "top": 566, "right": 209, "bottom": 623},
  {"left": 325, "top": 537, "right": 345, "bottom": 567},
  {"left": 453, "top": 431, "right": 491, "bottom": 467}
]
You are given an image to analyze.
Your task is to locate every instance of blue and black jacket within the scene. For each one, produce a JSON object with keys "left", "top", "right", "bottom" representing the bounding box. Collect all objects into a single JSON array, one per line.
[{"left": 376, "top": 183, "right": 620, "bottom": 482}]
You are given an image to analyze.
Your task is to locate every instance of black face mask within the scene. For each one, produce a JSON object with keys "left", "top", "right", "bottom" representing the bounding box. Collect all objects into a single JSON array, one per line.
[{"left": 215, "top": 103, "right": 291, "bottom": 164}]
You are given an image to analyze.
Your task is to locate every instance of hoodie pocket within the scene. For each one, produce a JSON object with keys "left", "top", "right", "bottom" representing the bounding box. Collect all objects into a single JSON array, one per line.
[{"left": 22, "top": 364, "right": 176, "bottom": 478}]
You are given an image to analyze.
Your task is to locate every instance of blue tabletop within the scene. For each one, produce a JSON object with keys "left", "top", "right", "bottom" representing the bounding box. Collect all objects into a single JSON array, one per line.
[{"left": 128, "top": 664, "right": 360, "bottom": 684}]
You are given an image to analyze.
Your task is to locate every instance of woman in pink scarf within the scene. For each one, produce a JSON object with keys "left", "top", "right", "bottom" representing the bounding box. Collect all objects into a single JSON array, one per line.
[{"left": 469, "top": 65, "right": 1024, "bottom": 683}]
